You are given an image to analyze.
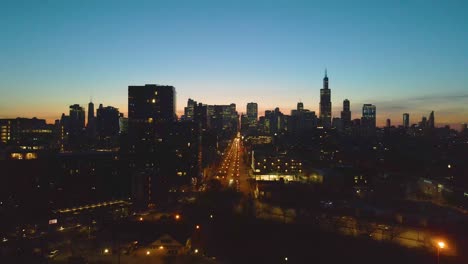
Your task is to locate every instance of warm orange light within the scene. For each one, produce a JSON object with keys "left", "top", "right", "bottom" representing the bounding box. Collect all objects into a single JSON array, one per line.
[
  {"left": 146, "top": 250, "right": 150, "bottom": 255},
  {"left": 196, "top": 225, "right": 200, "bottom": 229},
  {"left": 139, "top": 217, "right": 143, "bottom": 221},
  {"left": 159, "top": 245, "right": 164, "bottom": 250},
  {"left": 437, "top": 241, "right": 445, "bottom": 249},
  {"left": 175, "top": 214, "right": 180, "bottom": 220}
]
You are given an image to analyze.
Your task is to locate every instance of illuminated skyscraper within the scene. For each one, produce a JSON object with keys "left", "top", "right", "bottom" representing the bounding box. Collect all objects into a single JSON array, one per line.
[
  {"left": 361, "top": 104, "right": 376, "bottom": 128},
  {"left": 184, "top": 98, "right": 196, "bottom": 121},
  {"left": 403, "top": 113, "right": 410, "bottom": 128},
  {"left": 247, "top": 102, "right": 258, "bottom": 125},
  {"left": 319, "top": 69, "right": 332, "bottom": 128}
]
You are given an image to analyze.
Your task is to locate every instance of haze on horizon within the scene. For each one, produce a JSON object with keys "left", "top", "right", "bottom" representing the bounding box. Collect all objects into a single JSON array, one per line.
[{"left": 0, "top": 0, "right": 467, "bottom": 128}]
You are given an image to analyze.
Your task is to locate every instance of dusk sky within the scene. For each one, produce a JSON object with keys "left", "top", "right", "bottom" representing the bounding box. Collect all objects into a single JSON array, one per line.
[{"left": 1, "top": 0, "right": 467, "bottom": 128}]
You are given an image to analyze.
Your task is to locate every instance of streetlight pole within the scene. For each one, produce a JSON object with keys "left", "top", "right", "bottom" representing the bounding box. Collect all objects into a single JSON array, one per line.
[{"left": 436, "top": 241, "right": 445, "bottom": 264}]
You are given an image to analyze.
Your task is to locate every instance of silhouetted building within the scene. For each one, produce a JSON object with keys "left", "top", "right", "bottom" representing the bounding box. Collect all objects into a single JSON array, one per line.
[
  {"left": 96, "top": 105, "right": 120, "bottom": 147},
  {"left": 361, "top": 104, "right": 376, "bottom": 128},
  {"left": 332, "top": 117, "right": 343, "bottom": 131},
  {"left": 352, "top": 118, "right": 361, "bottom": 127},
  {"left": 241, "top": 114, "right": 249, "bottom": 132},
  {"left": 341, "top": 99, "right": 351, "bottom": 128},
  {"left": 319, "top": 70, "right": 332, "bottom": 128},
  {"left": 183, "top": 98, "right": 196, "bottom": 121},
  {"left": 128, "top": 84, "right": 176, "bottom": 206},
  {"left": 265, "top": 108, "right": 285, "bottom": 135},
  {"left": 129, "top": 84, "right": 176, "bottom": 124},
  {"left": 403, "top": 113, "right": 410, "bottom": 128},
  {"left": 194, "top": 102, "right": 209, "bottom": 130},
  {"left": 420, "top": 116, "right": 427, "bottom": 128},
  {"left": 86, "top": 101, "right": 96, "bottom": 137},
  {"left": 69, "top": 104, "right": 85, "bottom": 137},
  {"left": 119, "top": 114, "right": 128, "bottom": 134},
  {"left": 428, "top": 111, "right": 435, "bottom": 128},
  {"left": 386, "top": 118, "right": 391, "bottom": 128},
  {"left": 290, "top": 103, "right": 317, "bottom": 134}
]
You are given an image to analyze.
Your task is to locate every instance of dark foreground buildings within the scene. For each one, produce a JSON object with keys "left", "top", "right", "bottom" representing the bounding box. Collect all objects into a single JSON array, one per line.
[{"left": 128, "top": 84, "right": 203, "bottom": 208}]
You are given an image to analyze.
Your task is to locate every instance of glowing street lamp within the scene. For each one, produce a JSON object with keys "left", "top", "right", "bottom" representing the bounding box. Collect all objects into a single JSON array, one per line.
[
  {"left": 436, "top": 241, "right": 446, "bottom": 264},
  {"left": 103, "top": 248, "right": 109, "bottom": 254}
]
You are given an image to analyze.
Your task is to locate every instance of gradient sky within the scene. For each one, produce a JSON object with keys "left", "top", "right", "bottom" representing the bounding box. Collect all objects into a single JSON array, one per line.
[{"left": 1, "top": 0, "right": 467, "bottom": 128}]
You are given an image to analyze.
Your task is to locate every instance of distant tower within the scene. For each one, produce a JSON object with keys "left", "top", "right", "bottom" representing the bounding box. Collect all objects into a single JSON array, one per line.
[
  {"left": 341, "top": 99, "right": 351, "bottom": 128},
  {"left": 297, "top": 102, "right": 304, "bottom": 112},
  {"left": 69, "top": 104, "right": 85, "bottom": 136},
  {"left": 361, "top": 104, "right": 376, "bottom": 128},
  {"left": 87, "top": 101, "right": 96, "bottom": 137},
  {"left": 386, "top": 118, "right": 391, "bottom": 128},
  {"left": 428, "top": 111, "right": 435, "bottom": 128},
  {"left": 184, "top": 98, "right": 197, "bottom": 121},
  {"left": 246, "top": 102, "right": 258, "bottom": 125},
  {"left": 462, "top": 123, "right": 467, "bottom": 133},
  {"left": 319, "top": 69, "right": 332, "bottom": 128},
  {"left": 403, "top": 113, "right": 410, "bottom": 128}
]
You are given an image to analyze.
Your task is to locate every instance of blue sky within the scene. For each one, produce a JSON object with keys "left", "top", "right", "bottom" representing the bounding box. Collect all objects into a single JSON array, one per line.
[{"left": 0, "top": 0, "right": 467, "bottom": 127}]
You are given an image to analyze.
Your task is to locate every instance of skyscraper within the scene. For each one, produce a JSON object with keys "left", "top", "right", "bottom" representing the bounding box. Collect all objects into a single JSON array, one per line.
[
  {"left": 247, "top": 102, "right": 258, "bottom": 126},
  {"left": 403, "top": 113, "right": 410, "bottom": 128},
  {"left": 86, "top": 101, "right": 96, "bottom": 137},
  {"left": 96, "top": 104, "right": 120, "bottom": 139},
  {"left": 297, "top": 102, "right": 304, "bottom": 112},
  {"left": 128, "top": 84, "right": 176, "bottom": 207},
  {"left": 69, "top": 104, "right": 85, "bottom": 136},
  {"left": 128, "top": 84, "right": 176, "bottom": 154},
  {"left": 319, "top": 69, "right": 332, "bottom": 128},
  {"left": 386, "top": 118, "right": 391, "bottom": 128},
  {"left": 87, "top": 101, "right": 95, "bottom": 125},
  {"left": 428, "top": 111, "right": 435, "bottom": 128},
  {"left": 184, "top": 98, "right": 196, "bottom": 121},
  {"left": 341, "top": 99, "right": 351, "bottom": 128},
  {"left": 128, "top": 84, "right": 176, "bottom": 124},
  {"left": 361, "top": 104, "right": 376, "bottom": 128}
]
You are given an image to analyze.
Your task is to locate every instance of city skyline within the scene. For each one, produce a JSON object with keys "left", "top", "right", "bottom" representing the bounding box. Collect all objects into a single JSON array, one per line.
[{"left": 1, "top": 1, "right": 467, "bottom": 128}]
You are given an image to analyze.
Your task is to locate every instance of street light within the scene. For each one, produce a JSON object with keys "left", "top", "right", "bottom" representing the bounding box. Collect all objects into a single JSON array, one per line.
[
  {"left": 437, "top": 241, "right": 446, "bottom": 264},
  {"left": 103, "top": 248, "right": 109, "bottom": 254}
]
